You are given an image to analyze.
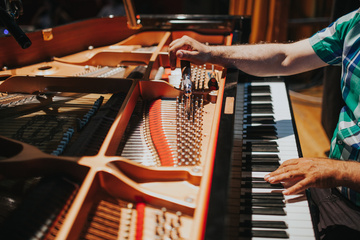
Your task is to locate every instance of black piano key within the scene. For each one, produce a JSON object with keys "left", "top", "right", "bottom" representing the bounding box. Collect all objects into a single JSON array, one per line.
[
  {"left": 244, "top": 126, "right": 277, "bottom": 132},
  {"left": 252, "top": 229, "right": 289, "bottom": 239},
  {"left": 250, "top": 199, "right": 286, "bottom": 208},
  {"left": 244, "top": 115, "right": 275, "bottom": 124},
  {"left": 241, "top": 181, "right": 282, "bottom": 189},
  {"left": 245, "top": 154, "right": 280, "bottom": 161},
  {"left": 236, "top": 207, "right": 287, "bottom": 217},
  {"left": 241, "top": 156, "right": 280, "bottom": 171},
  {"left": 251, "top": 207, "right": 286, "bottom": 216},
  {"left": 243, "top": 141, "right": 279, "bottom": 152},
  {"left": 249, "top": 182, "right": 283, "bottom": 189},
  {"left": 246, "top": 177, "right": 268, "bottom": 182},
  {"left": 250, "top": 141, "right": 278, "bottom": 147},
  {"left": 244, "top": 132, "right": 278, "bottom": 139},
  {"left": 251, "top": 220, "right": 288, "bottom": 229},
  {"left": 245, "top": 164, "right": 279, "bottom": 172},
  {"left": 247, "top": 158, "right": 280, "bottom": 164},
  {"left": 246, "top": 95, "right": 272, "bottom": 102},
  {"left": 242, "top": 192, "right": 284, "bottom": 200},
  {"left": 232, "top": 203, "right": 286, "bottom": 216},
  {"left": 246, "top": 157, "right": 280, "bottom": 164},
  {"left": 245, "top": 125, "right": 277, "bottom": 132},
  {"left": 236, "top": 228, "right": 289, "bottom": 239},
  {"left": 243, "top": 157, "right": 280, "bottom": 165},
  {"left": 236, "top": 198, "right": 285, "bottom": 208},
  {"left": 243, "top": 146, "right": 279, "bottom": 152},
  {"left": 244, "top": 102, "right": 273, "bottom": 109},
  {"left": 245, "top": 103, "right": 273, "bottom": 114},
  {"left": 248, "top": 85, "right": 271, "bottom": 94}
]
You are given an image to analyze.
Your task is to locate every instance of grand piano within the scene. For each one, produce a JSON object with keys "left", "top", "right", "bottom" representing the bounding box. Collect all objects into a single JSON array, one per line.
[{"left": 0, "top": 0, "right": 317, "bottom": 239}]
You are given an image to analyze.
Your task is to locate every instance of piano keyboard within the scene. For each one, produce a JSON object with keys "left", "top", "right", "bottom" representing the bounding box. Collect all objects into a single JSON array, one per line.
[{"left": 229, "top": 80, "right": 316, "bottom": 240}]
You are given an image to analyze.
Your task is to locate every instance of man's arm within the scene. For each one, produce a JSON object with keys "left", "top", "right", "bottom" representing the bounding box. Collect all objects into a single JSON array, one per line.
[{"left": 168, "top": 36, "right": 328, "bottom": 76}]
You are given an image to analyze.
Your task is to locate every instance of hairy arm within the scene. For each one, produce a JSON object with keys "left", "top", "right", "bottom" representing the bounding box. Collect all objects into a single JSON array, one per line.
[
  {"left": 264, "top": 158, "right": 360, "bottom": 195},
  {"left": 168, "top": 36, "right": 328, "bottom": 76}
]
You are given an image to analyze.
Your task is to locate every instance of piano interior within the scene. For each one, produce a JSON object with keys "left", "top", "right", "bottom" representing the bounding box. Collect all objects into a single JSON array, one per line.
[{"left": 0, "top": 29, "right": 234, "bottom": 239}]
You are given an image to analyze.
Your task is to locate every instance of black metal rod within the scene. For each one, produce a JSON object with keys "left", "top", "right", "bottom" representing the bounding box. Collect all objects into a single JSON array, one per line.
[{"left": 0, "top": 6, "right": 31, "bottom": 49}]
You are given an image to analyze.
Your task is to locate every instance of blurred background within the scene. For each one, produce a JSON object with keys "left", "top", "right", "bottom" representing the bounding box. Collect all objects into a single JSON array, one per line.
[{"left": 14, "top": 0, "right": 355, "bottom": 42}]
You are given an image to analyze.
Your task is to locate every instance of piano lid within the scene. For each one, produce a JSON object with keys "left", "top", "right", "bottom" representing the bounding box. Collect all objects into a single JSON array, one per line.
[{"left": 122, "top": 0, "right": 250, "bottom": 35}]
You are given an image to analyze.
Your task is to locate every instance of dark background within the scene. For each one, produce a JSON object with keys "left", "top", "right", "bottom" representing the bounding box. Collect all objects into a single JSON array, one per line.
[{"left": 17, "top": 0, "right": 230, "bottom": 28}]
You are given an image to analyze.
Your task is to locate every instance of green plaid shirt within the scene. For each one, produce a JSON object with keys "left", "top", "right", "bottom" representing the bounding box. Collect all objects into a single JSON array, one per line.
[{"left": 309, "top": 8, "right": 360, "bottom": 206}]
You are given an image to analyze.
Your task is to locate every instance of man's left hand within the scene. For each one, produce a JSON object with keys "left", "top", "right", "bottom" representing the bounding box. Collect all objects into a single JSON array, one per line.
[{"left": 264, "top": 157, "right": 343, "bottom": 195}]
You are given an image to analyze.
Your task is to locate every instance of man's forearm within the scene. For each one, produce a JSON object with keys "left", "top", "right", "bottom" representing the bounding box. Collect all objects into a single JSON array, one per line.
[
  {"left": 207, "top": 40, "right": 327, "bottom": 77},
  {"left": 340, "top": 160, "right": 360, "bottom": 193},
  {"left": 208, "top": 44, "right": 287, "bottom": 76},
  {"left": 169, "top": 36, "right": 327, "bottom": 77}
]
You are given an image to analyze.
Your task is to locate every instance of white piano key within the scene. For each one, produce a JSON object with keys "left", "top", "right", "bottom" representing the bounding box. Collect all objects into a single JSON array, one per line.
[{"left": 240, "top": 81, "right": 316, "bottom": 239}]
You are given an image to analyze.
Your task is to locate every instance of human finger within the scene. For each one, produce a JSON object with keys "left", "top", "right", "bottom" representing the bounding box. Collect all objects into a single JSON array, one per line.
[
  {"left": 281, "top": 180, "right": 301, "bottom": 192},
  {"left": 282, "top": 178, "right": 311, "bottom": 195},
  {"left": 264, "top": 158, "right": 308, "bottom": 182},
  {"left": 277, "top": 158, "right": 303, "bottom": 167},
  {"left": 265, "top": 165, "right": 304, "bottom": 183},
  {"left": 168, "top": 40, "right": 182, "bottom": 69},
  {"left": 169, "top": 49, "right": 177, "bottom": 70},
  {"left": 168, "top": 39, "right": 192, "bottom": 69}
]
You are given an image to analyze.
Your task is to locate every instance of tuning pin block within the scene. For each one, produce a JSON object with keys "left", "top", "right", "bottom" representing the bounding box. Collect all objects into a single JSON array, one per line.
[
  {"left": 175, "top": 95, "right": 203, "bottom": 166},
  {"left": 154, "top": 208, "right": 183, "bottom": 240}
]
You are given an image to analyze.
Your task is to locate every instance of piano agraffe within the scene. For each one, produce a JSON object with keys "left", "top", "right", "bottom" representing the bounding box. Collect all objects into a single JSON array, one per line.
[{"left": 0, "top": 11, "right": 316, "bottom": 240}]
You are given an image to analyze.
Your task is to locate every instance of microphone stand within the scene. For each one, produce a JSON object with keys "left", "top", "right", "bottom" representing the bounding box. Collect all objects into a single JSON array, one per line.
[{"left": 0, "top": 0, "right": 31, "bottom": 49}]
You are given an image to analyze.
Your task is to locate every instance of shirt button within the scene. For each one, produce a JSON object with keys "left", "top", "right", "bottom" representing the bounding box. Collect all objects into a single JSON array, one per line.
[
  {"left": 358, "top": 122, "right": 360, "bottom": 127},
  {"left": 337, "top": 140, "right": 343, "bottom": 145}
]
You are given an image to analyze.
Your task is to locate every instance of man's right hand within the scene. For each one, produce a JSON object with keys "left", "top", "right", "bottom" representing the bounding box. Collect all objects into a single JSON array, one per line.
[{"left": 168, "top": 35, "right": 211, "bottom": 70}]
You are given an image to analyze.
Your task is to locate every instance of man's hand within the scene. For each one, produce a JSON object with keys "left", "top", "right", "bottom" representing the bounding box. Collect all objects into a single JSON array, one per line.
[
  {"left": 264, "top": 158, "right": 346, "bottom": 195},
  {"left": 168, "top": 35, "right": 211, "bottom": 70}
]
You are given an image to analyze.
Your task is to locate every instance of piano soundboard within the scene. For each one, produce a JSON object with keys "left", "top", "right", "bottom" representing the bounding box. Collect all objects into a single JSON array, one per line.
[{"left": 0, "top": 25, "right": 316, "bottom": 240}]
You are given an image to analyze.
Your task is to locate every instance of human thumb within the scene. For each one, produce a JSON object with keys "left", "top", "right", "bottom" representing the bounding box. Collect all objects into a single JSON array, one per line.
[{"left": 176, "top": 50, "right": 184, "bottom": 58}]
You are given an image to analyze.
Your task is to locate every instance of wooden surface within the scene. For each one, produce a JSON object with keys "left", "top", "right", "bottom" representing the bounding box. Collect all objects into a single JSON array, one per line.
[
  {"left": 0, "top": 16, "right": 138, "bottom": 70},
  {"left": 289, "top": 86, "right": 330, "bottom": 158}
]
